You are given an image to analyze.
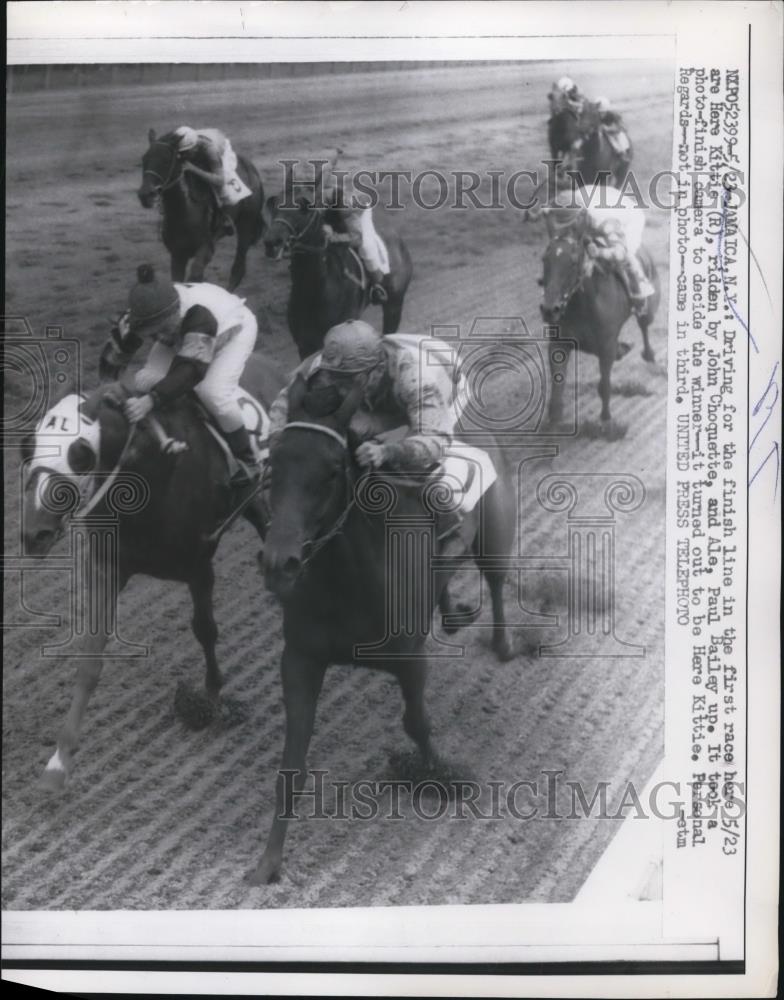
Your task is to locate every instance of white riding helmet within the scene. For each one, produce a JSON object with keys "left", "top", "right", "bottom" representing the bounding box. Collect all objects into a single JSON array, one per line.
[
  {"left": 175, "top": 126, "right": 199, "bottom": 151},
  {"left": 319, "top": 320, "right": 385, "bottom": 374},
  {"left": 596, "top": 96, "right": 612, "bottom": 113},
  {"left": 556, "top": 76, "right": 575, "bottom": 93}
]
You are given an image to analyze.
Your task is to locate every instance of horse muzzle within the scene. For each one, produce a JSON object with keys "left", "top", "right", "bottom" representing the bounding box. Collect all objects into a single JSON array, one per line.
[
  {"left": 263, "top": 551, "right": 303, "bottom": 599},
  {"left": 138, "top": 188, "right": 158, "bottom": 209},
  {"left": 263, "top": 241, "right": 286, "bottom": 261},
  {"left": 541, "top": 301, "right": 564, "bottom": 323}
]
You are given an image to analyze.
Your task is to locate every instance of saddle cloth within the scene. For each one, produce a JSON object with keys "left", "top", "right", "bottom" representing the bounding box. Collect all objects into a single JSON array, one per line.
[
  {"left": 199, "top": 387, "right": 270, "bottom": 477},
  {"left": 218, "top": 143, "right": 252, "bottom": 206},
  {"left": 437, "top": 443, "right": 498, "bottom": 514}
]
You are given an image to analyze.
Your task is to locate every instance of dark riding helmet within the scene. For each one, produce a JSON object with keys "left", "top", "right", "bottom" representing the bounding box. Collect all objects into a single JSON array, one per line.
[{"left": 128, "top": 264, "right": 180, "bottom": 334}]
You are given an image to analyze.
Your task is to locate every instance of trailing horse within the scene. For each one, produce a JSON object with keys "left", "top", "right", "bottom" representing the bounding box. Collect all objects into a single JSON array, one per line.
[
  {"left": 138, "top": 129, "right": 265, "bottom": 291},
  {"left": 249, "top": 376, "right": 516, "bottom": 884},
  {"left": 263, "top": 195, "right": 413, "bottom": 359},
  {"left": 539, "top": 212, "right": 659, "bottom": 426},
  {"left": 21, "top": 354, "right": 285, "bottom": 790},
  {"left": 547, "top": 105, "right": 631, "bottom": 188}
]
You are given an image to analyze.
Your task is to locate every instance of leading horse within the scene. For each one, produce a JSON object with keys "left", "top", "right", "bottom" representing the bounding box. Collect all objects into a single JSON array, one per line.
[
  {"left": 138, "top": 129, "right": 265, "bottom": 291},
  {"left": 249, "top": 376, "right": 517, "bottom": 884},
  {"left": 548, "top": 105, "right": 631, "bottom": 188},
  {"left": 539, "top": 211, "right": 659, "bottom": 426},
  {"left": 263, "top": 195, "right": 413, "bottom": 359},
  {"left": 21, "top": 354, "right": 285, "bottom": 789}
]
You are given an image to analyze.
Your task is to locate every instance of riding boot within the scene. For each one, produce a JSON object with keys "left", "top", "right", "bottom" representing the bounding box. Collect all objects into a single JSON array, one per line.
[
  {"left": 369, "top": 268, "right": 388, "bottom": 304},
  {"left": 220, "top": 209, "right": 235, "bottom": 238},
  {"left": 223, "top": 426, "right": 269, "bottom": 549},
  {"left": 224, "top": 426, "right": 261, "bottom": 484}
]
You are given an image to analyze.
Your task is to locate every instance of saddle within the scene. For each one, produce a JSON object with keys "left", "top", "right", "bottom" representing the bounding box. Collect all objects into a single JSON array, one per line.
[{"left": 195, "top": 391, "right": 271, "bottom": 479}]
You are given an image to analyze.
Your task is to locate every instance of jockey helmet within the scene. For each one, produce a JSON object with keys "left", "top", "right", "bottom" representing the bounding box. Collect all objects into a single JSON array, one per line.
[
  {"left": 556, "top": 76, "right": 575, "bottom": 93},
  {"left": 596, "top": 96, "right": 612, "bottom": 113},
  {"left": 175, "top": 126, "right": 199, "bottom": 151},
  {"left": 319, "top": 320, "right": 385, "bottom": 374},
  {"left": 128, "top": 264, "right": 180, "bottom": 333}
]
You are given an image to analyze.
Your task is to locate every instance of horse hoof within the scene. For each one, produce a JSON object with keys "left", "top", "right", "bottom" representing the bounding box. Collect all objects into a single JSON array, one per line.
[
  {"left": 39, "top": 767, "right": 67, "bottom": 793},
  {"left": 493, "top": 637, "right": 515, "bottom": 662},
  {"left": 246, "top": 860, "right": 281, "bottom": 886},
  {"left": 441, "top": 617, "right": 461, "bottom": 635},
  {"left": 642, "top": 350, "right": 655, "bottom": 363}
]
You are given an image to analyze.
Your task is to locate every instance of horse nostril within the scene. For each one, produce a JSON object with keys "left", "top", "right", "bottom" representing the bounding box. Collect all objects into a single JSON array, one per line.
[
  {"left": 282, "top": 557, "right": 301, "bottom": 578},
  {"left": 35, "top": 529, "right": 54, "bottom": 543}
]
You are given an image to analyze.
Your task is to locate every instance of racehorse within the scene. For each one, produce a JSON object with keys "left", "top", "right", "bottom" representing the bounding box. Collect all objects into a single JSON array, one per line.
[
  {"left": 263, "top": 194, "right": 413, "bottom": 359},
  {"left": 539, "top": 211, "right": 659, "bottom": 426},
  {"left": 21, "top": 353, "right": 285, "bottom": 790},
  {"left": 248, "top": 375, "right": 517, "bottom": 884},
  {"left": 138, "top": 129, "right": 265, "bottom": 292},
  {"left": 547, "top": 104, "right": 631, "bottom": 188}
]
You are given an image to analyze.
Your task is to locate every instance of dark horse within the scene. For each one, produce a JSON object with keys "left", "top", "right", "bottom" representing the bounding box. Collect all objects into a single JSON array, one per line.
[
  {"left": 249, "top": 377, "right": 517, "bottom": 884},
  {"left": 21, "top": 354, "right": 285, "bottom": 789},
  {"left": 263, "top": 195, "right": 413, "bottom": 359},
  {"left": 138, "top": 129, "right": 265, "bottom": 291},
  {"left": 548, "top": 104, "right": 631, "bottom": 188},
  {"left": 539, "top": 212, "right": 659, "bottom": 426}
]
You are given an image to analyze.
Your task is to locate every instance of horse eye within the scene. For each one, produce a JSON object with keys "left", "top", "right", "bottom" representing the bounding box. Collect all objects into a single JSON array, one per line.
[
  {"left": 67, "top": 438, "right": 96, "bottom": 474},
  {"left": 537, "top": 277, "right": 544, "bottom": 286}
]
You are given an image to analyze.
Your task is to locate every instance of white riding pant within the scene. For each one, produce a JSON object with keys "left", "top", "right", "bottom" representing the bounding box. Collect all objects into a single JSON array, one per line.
[
  {"left": 343, "top": 208, "right": 390, "bottom": 275},
  {"left": 135, "top": 312, "right": 257, "bottom": 432}
]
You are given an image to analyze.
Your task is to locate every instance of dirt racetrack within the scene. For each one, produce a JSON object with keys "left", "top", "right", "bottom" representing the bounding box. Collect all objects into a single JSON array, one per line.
[{"left": 3, "top": 59, "right": 673, "bottom": 909}]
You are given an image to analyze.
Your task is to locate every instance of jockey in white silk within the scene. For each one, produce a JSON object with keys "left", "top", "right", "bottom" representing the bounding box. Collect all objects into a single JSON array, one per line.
[
  {"left": 594, "top": 97, "right": 632, "bottom": 157},
  {"left": 291, "top": 150, "right": 391, "bottom": 304},
  {"left": 102, "top": 264, "right": 262, "bottom": 486},
  {"left": 571, "top": 185, "right": 655, "bottom": 302},
  {"left": 269, "top": 320, "right": 460, "bottom": 472},
  {"left": 174, "top": 126, "right": 252, "bottom": 232}
]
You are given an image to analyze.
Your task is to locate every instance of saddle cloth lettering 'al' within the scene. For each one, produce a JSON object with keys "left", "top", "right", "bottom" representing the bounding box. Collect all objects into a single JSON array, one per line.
[{"left": 437, "top": 443, "right": 497, "bottom": 514}]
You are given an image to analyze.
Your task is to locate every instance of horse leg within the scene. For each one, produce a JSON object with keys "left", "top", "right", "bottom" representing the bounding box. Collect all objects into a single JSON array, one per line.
[
  {"left": 170, "top": 249, "right": 189, "bottom": 283},
  {"left": 249, "top": 647, "right": 327, "bottom": 885},
  {"left": 396, "top": 658, "right": 435, "bottom": 765},
  {"left": 547, "top": 341, "right": 573, "bottom": 427},
  {"left": 638, "top": 315, "right": 655, "bottom": 362},
  {"left": 598, "top": 350, "right": 614, "bottom": 423},
  {"left": 381, "top": 297, "right": 404, "bottom": 335},
  {"left": 188, "top": 242, "right": 214, "bottom": 283},
  {"left": 40, "top": 568, "right": 128, "bottom": 791},
  {"left": 228, "top": 217, "right": 253, "bottom": 292},
  {"left": 188, "top": 563, "right": 222, "bottom": 699}
]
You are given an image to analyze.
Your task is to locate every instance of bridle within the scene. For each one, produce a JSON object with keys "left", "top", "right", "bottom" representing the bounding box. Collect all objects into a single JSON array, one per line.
[
  {"left": 543, "top": 228, "right": 588, "bottom": 314},
  {"left": 142, "top": 140, "right": 183, "bottom": 194},
  {"left": 277, "top": 421, "right": 356, "bottom": 566},
  {"left": 269, "top": 206, "right": 329, "bottom": 258},
  {"left": 26, "top": 418, "right": 138, "bottom": 541}
]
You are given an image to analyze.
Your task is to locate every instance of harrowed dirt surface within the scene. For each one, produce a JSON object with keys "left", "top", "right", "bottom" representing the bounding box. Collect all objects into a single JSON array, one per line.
[{"left": 3, "top": 59, "right": 672, "bottom": 909}]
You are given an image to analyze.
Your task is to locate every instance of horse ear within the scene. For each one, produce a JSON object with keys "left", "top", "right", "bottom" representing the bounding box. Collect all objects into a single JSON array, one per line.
[
  {"left": 287, "top": 373, "right": 308, "bottom": 419},
  {"left": 148, "top": 128, "right": 157, "bottom": 144}
]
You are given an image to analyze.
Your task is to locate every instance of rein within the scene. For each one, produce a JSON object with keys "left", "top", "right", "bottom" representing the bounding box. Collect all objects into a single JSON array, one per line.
[
  {"left": 545, "top": 233, "right": 588, "bottom": 312},
  {"left": 143, "top": 140, "right": 183, "bottom": 193},
  {"left": 279, "top": 421, "right": 356, "bottom": 566},
  {"left": 73, "top": 422, "right": 138, "bottom": 520},
  {"left": 273, "top": 209, "right": 330, "bottom": 256}
]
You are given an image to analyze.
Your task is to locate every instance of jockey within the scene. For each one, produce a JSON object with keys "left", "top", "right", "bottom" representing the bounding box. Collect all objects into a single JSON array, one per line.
[
  {"left": 570, "top": 185, "right": 655, "bottom": 305},
  {"left": 594, "top": 97, "right": 632, "bottom": 158},
  {"left": 174, "top": 126, "right": 252, "bottom": 234},
  {"left": 268, "top": 319, "right": 458, "bottom": 472},
  {"left": 290, "top": 150, "right": 391, "bottom": 305},
  {"left": 548, "top": 76, "right": 585, "bottom": 116},
  {"left": 101, "top": 264, "right": 267, "bottom": 497}
]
